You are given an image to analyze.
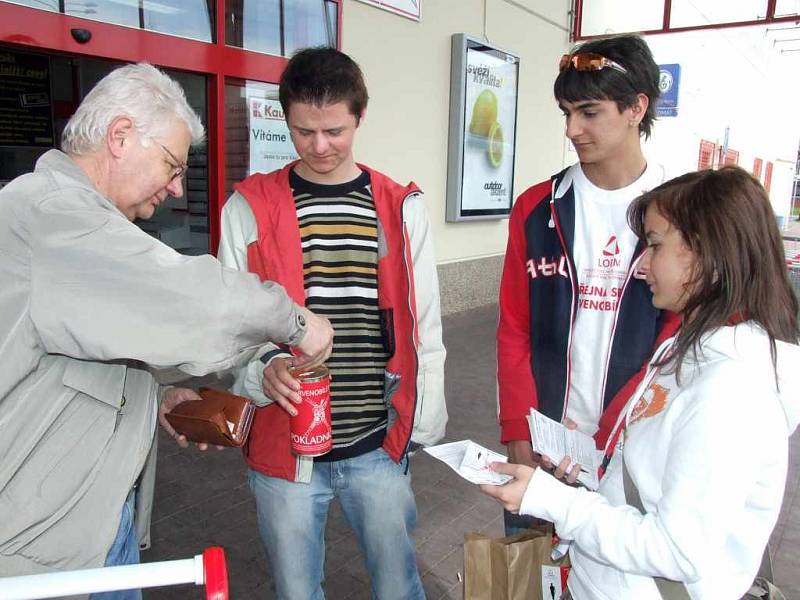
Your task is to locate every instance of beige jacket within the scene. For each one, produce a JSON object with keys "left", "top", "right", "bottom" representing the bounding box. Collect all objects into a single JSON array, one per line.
[{"left": 0, "top": 151, "right": 306, "bottom": 579}]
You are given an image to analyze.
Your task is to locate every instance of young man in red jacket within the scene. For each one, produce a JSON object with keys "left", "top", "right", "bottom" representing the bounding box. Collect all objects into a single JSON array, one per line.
[
  {"left": 497, "top": 35, "right": 680, "bottom": 532},
  {"left": 218, "top": 48, "right": 447, "bottom": 599}
]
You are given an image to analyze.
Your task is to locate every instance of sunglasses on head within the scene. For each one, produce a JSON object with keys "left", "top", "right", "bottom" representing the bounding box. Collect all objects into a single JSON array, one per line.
[{"left": 559, "top": 53, "right": 628, "bottom": 74}]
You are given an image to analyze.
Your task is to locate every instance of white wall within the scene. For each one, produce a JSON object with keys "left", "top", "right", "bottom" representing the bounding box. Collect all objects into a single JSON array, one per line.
[{"left": 342, "top": 0, "right": 571, "bottom": 264}]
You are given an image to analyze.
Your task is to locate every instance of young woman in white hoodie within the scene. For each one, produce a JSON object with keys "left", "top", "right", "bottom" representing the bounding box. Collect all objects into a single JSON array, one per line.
[{"left": 482, "top": 166, "right": 800, "bottom": 599}]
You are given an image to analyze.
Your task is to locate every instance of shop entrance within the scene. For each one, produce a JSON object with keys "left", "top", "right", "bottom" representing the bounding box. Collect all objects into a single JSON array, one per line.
[
  {"left": 0, "top": 0, "right": 341, "bottom": 253},
  {"left": 0, "top": 47, "right": 210, "bottom": 255}
]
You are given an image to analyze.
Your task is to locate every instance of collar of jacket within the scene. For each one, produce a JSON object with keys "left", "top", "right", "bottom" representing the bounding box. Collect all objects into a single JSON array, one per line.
[
  {"left": 36, "top": 149, "right": 125, "bottom": 218},
  {"left": 233, "top": 161, "right": 422, "bottom": 307}
]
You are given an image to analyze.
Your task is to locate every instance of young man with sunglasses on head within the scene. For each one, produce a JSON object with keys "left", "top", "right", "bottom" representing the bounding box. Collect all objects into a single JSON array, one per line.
[{"left": 497, "top": 35, "right": 680, "bottom": 533}]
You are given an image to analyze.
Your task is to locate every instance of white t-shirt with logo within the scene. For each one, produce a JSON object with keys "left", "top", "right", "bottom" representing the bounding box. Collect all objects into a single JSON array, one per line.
[{"left": 564, "top": 162, "right": 665, "bottom": 436}]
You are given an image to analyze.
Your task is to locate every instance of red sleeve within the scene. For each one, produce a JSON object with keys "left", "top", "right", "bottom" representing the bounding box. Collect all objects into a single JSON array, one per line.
[
  {"left": 593, "top": 310, "right": 681, "bottom": 448},
  {"left": 496, "top": 181, "right": 550, "bottom": 444}
]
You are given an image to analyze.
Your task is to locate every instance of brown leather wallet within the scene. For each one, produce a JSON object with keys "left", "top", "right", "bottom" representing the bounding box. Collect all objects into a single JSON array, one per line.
[{"left": 164, "top": 388, "right": 255, "bottom": 447}]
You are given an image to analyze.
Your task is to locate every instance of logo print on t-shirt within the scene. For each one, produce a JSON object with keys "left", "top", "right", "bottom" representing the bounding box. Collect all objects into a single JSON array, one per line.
[
  {"left": 602, "top": 235, "right": 620, "bottom": 257},
  {"left": 630, "top": 383, "right": 670, "bottom": 424}
]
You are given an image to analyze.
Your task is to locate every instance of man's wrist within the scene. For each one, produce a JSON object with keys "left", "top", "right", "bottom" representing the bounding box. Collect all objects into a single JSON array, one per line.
[
  {"left": 260, "top": 348, "right": 293, "bottom": 365},
  {"left": 501, "top": 418, "right": 533, "bottom": 444},
  {"left": 286, "top": 306, "right": 308, "bottom": 346},
  {"left": 158, "top": 385, "right": 175, "bottom": 405}
]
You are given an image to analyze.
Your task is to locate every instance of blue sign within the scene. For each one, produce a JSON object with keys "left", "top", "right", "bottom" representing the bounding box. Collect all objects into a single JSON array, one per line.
[{"left": 656, "top": 63, "right": 681, "bottom": 118}]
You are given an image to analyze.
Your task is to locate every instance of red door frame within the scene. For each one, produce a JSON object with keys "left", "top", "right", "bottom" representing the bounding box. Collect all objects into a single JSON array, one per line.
[
  {"left": 572, "top": 0, "right": 799, "bottom": 41},
  {"left": 0, "top": 0, "right": 343, "bottom": 252}
]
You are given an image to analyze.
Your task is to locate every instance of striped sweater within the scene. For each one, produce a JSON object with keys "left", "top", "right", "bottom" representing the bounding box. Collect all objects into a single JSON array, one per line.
[{"left": 290, "top": 170, "right": 389, "bottom": 461}]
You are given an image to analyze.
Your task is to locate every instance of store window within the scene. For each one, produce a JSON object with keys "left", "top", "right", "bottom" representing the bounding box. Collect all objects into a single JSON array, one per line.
[
  {"left": 0, "top": 47, "right": 210, "bottom": 255},
  {"left": 65, "top": 0, "right": 139, "bottom": 27},
  {"left": 2, "top": 0, "right": 215, "bottom": 42},
  {"left": 775, "top": 0, "right": 800, "bottom": 17},
  {"left": 224, "top": 78, "right": 297, "bottom": 199},
  {"left": 284, "top": 0, "right": 337, "bottom": 55},
  {"left": 580, "top": 1, "right": 662, "bottom": 37},
  {"left": 1, "top": 0, "right": 343, "bottom": 253},
  {"left": 2, "top": 0, "right": 55, "bottom": 12},
  {"left": 575, "top": 0, "right": 797, "bottom": 38},
  {"left": 142, "top": 0, "right": 215, "bottom": 42},
  {"left": 226, "top": 0, "right": 337, "bottom": 56},
  {"left": 669, "top": 0, "right": 765, "bottom": 28},
  {"left": 138, "top": 69, "right": 210, "bottom": 255}
]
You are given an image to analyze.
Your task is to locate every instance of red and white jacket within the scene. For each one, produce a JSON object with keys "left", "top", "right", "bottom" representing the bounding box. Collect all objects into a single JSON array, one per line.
[
  {"left": 220, "top": 162, "right": 447, "bottom": 482},
  {"left": 497, "top": 167, "right": 680, "bottom": 448}
]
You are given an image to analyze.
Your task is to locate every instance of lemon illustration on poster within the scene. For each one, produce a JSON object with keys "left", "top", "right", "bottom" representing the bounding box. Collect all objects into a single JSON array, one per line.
[
  {"left": 247, "top": 97, "right": 299, "bottom": 175},
  {"left": 447, "top": 34, "right": 519, "bottom": 221},
  {"left": 463, "top": 45, "right": 517, "bottom": 213}
]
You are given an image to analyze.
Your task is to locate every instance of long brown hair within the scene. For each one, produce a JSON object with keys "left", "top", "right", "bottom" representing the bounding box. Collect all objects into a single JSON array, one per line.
[{"left": 628, "top": 166, "right": 799, "bottom": 379}]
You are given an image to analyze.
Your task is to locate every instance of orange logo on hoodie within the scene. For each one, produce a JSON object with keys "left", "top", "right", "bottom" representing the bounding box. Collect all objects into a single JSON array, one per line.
[{"left": 630, "top": 383, "right": 669, "bottom": 424}]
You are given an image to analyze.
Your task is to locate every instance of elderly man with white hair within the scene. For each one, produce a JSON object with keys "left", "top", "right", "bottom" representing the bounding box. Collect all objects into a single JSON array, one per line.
[{"left": 0, "top": 62, "right": 333, "bottom": 595}]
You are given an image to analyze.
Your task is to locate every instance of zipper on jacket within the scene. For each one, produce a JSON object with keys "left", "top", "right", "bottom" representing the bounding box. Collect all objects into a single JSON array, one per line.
[
  {"left": 598, "top": 248, "right": 647, "bottom": 407},
  {"left": 550, "top": 194, "right": 578, "bottom": 422},
  {"left": 399, "top": 191, "right": 421, "bottom": 463}
]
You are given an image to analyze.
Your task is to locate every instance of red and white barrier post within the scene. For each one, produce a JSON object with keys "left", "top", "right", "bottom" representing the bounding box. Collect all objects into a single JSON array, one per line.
[{"left": 0, "top": 547, "right": 228, "bottom": 600}]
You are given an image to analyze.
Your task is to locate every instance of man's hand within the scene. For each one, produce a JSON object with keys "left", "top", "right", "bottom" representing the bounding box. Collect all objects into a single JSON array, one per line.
[
  {"left": 158, "top": 387, "right": 221, "bottom": 451},
  {"left": 507, "top": 440, "right": 540, "bottom": 468},
  {"left": 479, "top": 462, "right": 536, "bottom": 514},
  {"left": 292, "top": 308, "right": 333, "bottom": 369},
  {"left": 262, "top": 357, "right": 302, "bottom": 417}
]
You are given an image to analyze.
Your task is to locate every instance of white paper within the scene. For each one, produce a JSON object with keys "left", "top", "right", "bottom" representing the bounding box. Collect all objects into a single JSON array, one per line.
[
  {"left": 527, "top": 409, "right": 602, "bottom": 490},
  {"left": 423, "top": 440, "right": 513, "bottom": 485},
  {"left": 541, "top": 565, "right": 564, "bottom": 600}
]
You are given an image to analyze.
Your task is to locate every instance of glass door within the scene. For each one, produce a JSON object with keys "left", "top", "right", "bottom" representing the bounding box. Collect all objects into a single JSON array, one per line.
[
  {"left": 0, "top": 0, "right": 341, "bottom": 252},
  {"left": 0, "top": 45, "right": 211, "bottom": 255}
]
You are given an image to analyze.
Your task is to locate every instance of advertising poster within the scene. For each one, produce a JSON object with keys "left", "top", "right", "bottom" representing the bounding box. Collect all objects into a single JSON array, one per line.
[
  {"left": 247, "top": 97, "right": 298, "bottom": 175},
  {"left": 462, "top": 44, "right": 518, "bottom": 213},
  {"left": 0, "top": 50, "right": 53, "bottom": 147},
  {"left": 446, "top": 35, "right": 519, "bottom": 221}
]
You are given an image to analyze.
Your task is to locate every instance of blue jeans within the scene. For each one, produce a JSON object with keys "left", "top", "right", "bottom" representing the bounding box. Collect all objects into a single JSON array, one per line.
[
  {"left": 90, "top": 489, "right": 141, "bottom": 600},
  {"left": 248, "top": 448, "right": 425, "bottom": 600}
]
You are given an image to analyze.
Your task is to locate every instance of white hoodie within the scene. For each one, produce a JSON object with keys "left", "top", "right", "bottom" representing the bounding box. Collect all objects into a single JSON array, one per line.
[{"left": 520, "top": 322, "right": 800, "bottom": 599}]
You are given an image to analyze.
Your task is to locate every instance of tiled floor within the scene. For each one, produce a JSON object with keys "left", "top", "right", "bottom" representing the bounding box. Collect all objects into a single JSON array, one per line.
[{"left": 142, "top": 304, "right": 800, "bottom": 599}]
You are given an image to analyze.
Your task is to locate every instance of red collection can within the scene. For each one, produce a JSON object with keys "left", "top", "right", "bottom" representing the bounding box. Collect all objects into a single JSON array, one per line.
[{"left": 289, "top": 365, "right": 332, "bottom": 456}]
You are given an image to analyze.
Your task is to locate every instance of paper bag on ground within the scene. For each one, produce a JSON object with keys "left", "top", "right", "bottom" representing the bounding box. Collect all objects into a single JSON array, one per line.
[
  {"left": 464, "top": 527, "right": 570, "bottom": 600},
  {"left": 464, "top": 532, "right": 494, "bottom": 600}
]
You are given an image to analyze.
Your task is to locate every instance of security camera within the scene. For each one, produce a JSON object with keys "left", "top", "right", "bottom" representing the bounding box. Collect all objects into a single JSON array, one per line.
[{"left": 70, "top": 29, "right": 92, "bottom": 44}]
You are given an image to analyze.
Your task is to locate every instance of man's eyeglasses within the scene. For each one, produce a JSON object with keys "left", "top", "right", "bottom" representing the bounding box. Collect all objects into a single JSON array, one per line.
[
  {"left": 559, "top": 53, "right": 628, "bottom": 75},
  {"left": 158, "top": 143, "right": 189, "bottom": 182}
]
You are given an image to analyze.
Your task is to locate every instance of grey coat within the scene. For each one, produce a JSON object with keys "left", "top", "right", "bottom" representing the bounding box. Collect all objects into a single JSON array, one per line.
[{"left": 0, "top": 150, "right": 306, "bottom": 580}]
